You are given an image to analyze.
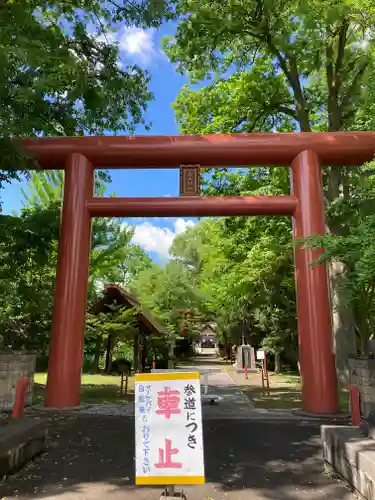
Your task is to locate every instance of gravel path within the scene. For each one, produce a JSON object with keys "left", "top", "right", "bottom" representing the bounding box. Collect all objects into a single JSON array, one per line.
[
  {"left": 0, "top": 359, "right": 356, "bottom": 499},
  {"left": 0, "top": 415, "right": 355, "bottom": 500}
]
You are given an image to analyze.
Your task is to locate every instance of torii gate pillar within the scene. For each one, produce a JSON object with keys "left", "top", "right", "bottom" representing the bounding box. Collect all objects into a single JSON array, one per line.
[
  {"left": 45, "top": 154, "right": 94, "bottom": 407},
  {"left": 291, "top": 150, "right": 338, "bottom": 414}
]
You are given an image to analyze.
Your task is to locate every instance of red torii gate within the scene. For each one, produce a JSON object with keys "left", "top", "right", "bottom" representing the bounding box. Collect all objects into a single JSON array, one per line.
[{"left": 21, "top": 132, "right": 375, "bottom": 414}]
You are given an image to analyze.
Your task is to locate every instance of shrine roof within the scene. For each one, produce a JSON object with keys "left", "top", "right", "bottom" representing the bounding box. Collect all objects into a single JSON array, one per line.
[{"left": 91, "top": 284, "right": 165, "bottom": 337}]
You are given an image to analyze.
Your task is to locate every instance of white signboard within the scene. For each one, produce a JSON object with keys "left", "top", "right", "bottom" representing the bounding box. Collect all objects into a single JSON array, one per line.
[
  {"left": 256, "top": 349, "right": 265, "bottom": 360},
  {"left": 135, "top": 371, "right": 205, "bottom": 485}
]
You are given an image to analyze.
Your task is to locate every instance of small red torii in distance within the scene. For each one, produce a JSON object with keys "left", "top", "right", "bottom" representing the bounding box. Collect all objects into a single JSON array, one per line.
[{"left": 20, "top": 132, "right": 375, "bottom": 414}]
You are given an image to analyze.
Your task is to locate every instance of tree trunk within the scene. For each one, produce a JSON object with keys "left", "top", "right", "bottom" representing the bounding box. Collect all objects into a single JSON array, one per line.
[
  {"left": 274, "top": 352, "right": 281, "bottom": 373},
  {"left": 140, "top": 336, "right": 147, "bottom": 372},
  {"left": 329, "top": 260, "right": 356, "bottom": 386},
  {"left": 267, "top": 16, "right": 359, "bottom": 390},
  {"left": 133, "top": 331, "right": 140, "bottom": 373},
  {"left": 284, "top": 39, "right": 357, "bottom": 389},
  {"left": 325, "top": 162, "right": 356, "bottom": 387},
  {"left": 105, "top": 334, "right": 113, "bottom": 373},
  {"left": 94, "top": 336, "right": 102, "bottom": 372},
  {"left": 168, "top": 334, "right": 175, "bottom": 369}
]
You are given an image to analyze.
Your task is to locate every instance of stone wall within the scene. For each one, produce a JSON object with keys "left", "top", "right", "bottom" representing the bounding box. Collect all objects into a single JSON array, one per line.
[
  {"left": 322, "top": 425, "right": 375, "bottom": 500},
  {"left": 0, "top": 351, "right": 36, "bottom": 409},
  {"left": 348, "top": 356, "right": 375, "bottom": 419}
]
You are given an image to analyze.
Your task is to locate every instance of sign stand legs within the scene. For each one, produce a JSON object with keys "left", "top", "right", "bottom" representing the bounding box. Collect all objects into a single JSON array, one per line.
[{"left": 160, "top": 485, "right": 186, "bottom": 500}]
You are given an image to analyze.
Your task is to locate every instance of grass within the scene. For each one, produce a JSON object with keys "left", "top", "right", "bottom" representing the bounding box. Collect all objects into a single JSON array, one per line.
[
  {"left": 238, "top": 372, "right": 302, "bottom": 410},
  {"left": 227, "top": 368, "right": 350, "bottom": 412},
  {"left": 32, "top": 367, "right": 351, "bottom": 411},
  {"left": 33, "top": 372, "right": 135, "bottom": 406}
]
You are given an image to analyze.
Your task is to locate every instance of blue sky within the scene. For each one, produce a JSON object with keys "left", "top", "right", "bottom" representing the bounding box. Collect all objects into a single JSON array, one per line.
[{"left": 2, "top": 21, "right": 199, "bottom": 263}]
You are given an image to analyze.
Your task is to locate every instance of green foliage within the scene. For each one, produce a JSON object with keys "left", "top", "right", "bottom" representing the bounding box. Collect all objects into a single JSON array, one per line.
[
  {"left": 0, "top": 171, "right": 152, "bottom": 352},
  {"left": 131, "top": 258, "right": 212, "bottom": 338},
  {"left": 306, "top": 160, "right": 375, "bottom": 353},
  {"left": 21, "top": 171, "right": 64, "bottom": 207},
  {"left": 5, "top": 0, "right": 375, "bottom": 372},
  {"left": 188, "top": 216, "right": 296, "bottom": 354},
  {"left": 172, "top": 65, "right": 295, "bottom": 134},
  {"left": 165, "top": 0, "right": 375, "bottom": 241},
  {"left": 0, "top": 0, "right": 173, "bottom": 192},
  {"left": 165, "top": 0, "right": 374, "bottom": 134},
  {"left": 86, "top": 306, "right": 139, "bottom": 341},
  {"left": 0, "top": 204, "right": 59, "bottom": 350},
  {"left": 161, "top": 0, "right": 375, "bottom": 369},
  {"left": 131, "top": 208, "right": 298, "bottom": 363}
]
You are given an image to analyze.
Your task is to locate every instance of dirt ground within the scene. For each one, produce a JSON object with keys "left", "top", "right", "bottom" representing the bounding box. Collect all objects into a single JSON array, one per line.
[{"left": 0, "top": 414, "right": 355, "bottom": 500}]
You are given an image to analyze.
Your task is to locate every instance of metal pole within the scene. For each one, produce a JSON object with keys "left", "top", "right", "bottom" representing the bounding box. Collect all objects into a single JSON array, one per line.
[{"left": 204, "top": 371, "right": 209, "bottom": 395}]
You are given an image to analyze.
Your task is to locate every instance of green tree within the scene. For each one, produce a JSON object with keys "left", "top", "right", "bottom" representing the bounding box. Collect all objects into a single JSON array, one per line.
[
  {"left": 86, "top": 305, "right": 139, "bottom": 372},
  {"left": 0, "top": 171, "right": 152, "bottom": 353},
  {"left": 132, "top": 259, "right": 211, "bottom": 338},
  {"left": 0, "top": 0, "right": 173, "bottom": 192},
  {"left": 204, "top": 218, "right": 295, "bottom": 351},
  {"left": 306, "top": 158, "right": 375, "bottom": 355},
  {"left": 164, "top": 0, "right": 375, "bottom": 379},
  {"left": 138, "top": 212, "right": 295, "bottom": 367},
  {"left": 21, "top": 170, "right": 152, "bottom": 294},
  {"left": 0, "top": 205, "right": 60, "bottom": 351}
]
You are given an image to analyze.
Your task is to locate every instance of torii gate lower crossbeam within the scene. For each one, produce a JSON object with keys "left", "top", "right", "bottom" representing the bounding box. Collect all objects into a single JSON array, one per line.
[{"left": 21, "top": 132, "right": 375, "bottom": 415}]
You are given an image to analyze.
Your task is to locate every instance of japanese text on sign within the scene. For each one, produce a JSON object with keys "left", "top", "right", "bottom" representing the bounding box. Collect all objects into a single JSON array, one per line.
[
  {"left": 137, "top": 383, "right": 152, "bottom": 473},
  {"left": 135, "top": 372, "right": 204, "bottom": 485},
  {"left": 184, "top": 384, "right": 198, "bottom": 449}
]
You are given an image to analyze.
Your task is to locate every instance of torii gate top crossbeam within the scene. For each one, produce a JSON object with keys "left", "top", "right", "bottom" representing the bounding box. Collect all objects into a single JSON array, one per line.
[{"left": 21, "top": 132, "right": 375, "bottom": 169}]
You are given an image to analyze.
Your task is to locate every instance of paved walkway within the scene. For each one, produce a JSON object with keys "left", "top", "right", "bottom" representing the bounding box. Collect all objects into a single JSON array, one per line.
[{"left": 0, "top": 358, "right": 356, "bottom": 499}]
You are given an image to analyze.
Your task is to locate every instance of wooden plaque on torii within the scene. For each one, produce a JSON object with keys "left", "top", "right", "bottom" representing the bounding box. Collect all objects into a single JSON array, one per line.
[{"left": 180, "top": 165, "right": 201, "bottom": 196}]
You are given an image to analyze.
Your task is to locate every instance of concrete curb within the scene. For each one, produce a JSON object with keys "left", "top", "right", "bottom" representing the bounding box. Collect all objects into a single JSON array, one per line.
[
  {"left": 0, "top": 418, "right": 47, "bottom": 476},
  {"left": 294, "top": 410, "right": 351, "bottom": 422},
  {"left": 25, "top": 403, "right": 93, "bottom": 414},
  {"left": 321, "top": 424, "right": 375, "bottom": 500}
]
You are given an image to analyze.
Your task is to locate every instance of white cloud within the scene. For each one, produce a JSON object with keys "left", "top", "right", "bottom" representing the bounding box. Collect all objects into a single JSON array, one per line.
[
  {"left": 88, "top": 23, "right": 164, "bottom": 69},
  {"left": 118, "top": 26, "right": 156, "bottom": 66},
  {"left": 131, "top": 218, "right": 196, "bottom": 260},
  {"left": 174, "top": 218, "right": 195, "bottom": 235}
]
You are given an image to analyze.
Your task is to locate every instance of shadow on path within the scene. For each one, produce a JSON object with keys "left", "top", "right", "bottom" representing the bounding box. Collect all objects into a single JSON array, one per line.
[{"left": 0, "top": 415, "right": 354, "bottom": 500}]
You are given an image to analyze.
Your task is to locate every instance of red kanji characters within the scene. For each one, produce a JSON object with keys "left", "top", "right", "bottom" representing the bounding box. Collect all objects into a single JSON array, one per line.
[
  {"left": 155, "top": 439, "right": 182, "bottom": 469},
  {"left": 156, "top": 386, "right": 181, "bottom": 419}
]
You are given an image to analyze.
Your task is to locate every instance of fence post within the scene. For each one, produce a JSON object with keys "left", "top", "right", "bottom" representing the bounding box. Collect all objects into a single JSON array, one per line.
[{"left": 12, "top": 376, "right": 29, "bottom": 419}]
